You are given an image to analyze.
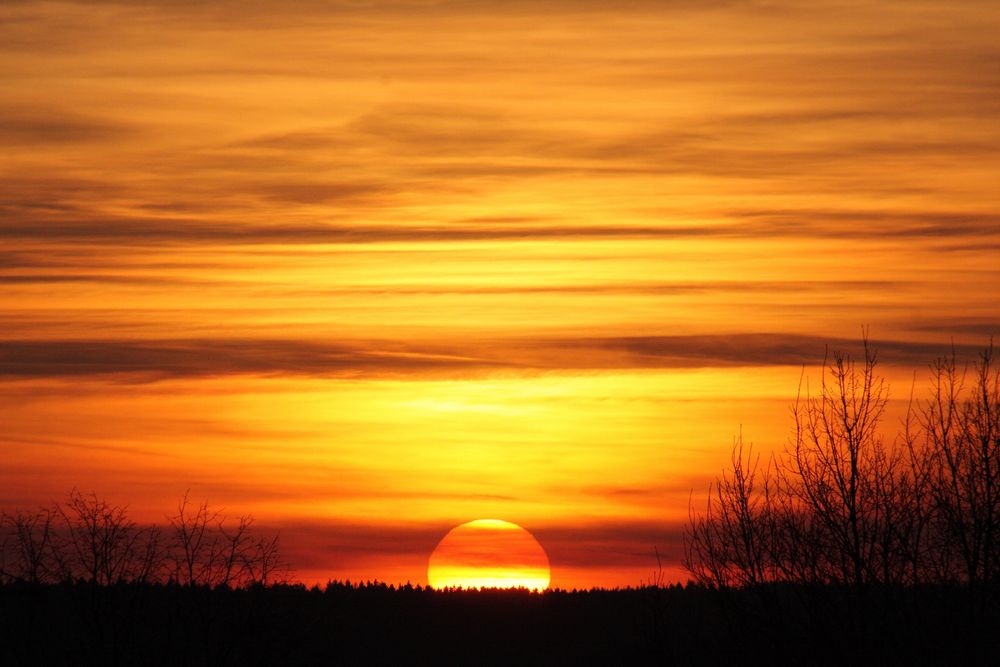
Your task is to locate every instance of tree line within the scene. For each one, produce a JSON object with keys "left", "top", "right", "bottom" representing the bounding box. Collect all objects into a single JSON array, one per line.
[
  {"left": 0, "top": 490, "right": 287, "bottom": 587},
  {"left": 685, "top": 337, "right": 1000, "bottom": 593}
]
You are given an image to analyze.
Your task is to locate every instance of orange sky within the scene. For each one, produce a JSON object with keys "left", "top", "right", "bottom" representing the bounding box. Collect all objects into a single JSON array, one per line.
[{"left": 2, "top": 0, "right": 999, "bottom": 588}]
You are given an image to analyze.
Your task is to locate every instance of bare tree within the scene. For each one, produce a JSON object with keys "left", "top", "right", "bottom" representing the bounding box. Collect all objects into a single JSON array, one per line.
[
  {"left": 0, "top": 508, "right": 55, "bottom": 584},
  {"left": 217, "top": 514, "right": 254, "bottom": 587},
  {"left": 685, "top": 335, "right": 932, "bottom": 590},
  {"left": 784, "top": 338, "right": 901, "bottom": 587},
  {"left": 247, "top": 532, "right": 288, "bottom": 586},
  {"left": 53, "top": 490, "right": 159, "bottom": 585},
  {"left": 766, "top": 467, "right": 828, "bottom": 585},
  {"left": 131, "top": 524, "right": 167, "bottom": 584},
  {"left": 684, "top": 433, "right": 773, "bottom": 587},
  {"left": 920, "top": 344, "right": 1000, "bottom": 590},
  {"left": 900, "top": 381, "right": 938, "bottom": 584},
  {"left": 169, "top": 491, "right": 221, "bottom": 586},
  {"left": 168, "top": 491, "right": 287, "bottom": 587}
]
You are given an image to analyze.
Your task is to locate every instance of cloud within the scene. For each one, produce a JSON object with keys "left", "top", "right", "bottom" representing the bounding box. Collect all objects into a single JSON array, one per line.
[
  {"left": 229, "top": 100, "right": 1000, "bottom": 188},
  {"left": 0, "top": 334, "right": 986, "bottom": 380},
  {"left": 0, "top": 0, "right": 763, "bottom": 21},
  {"left": 0, "top": 107, "right": 132, "bottom": 146},
  {"left": 0, "top": 273, "right": 216, "bottom": 286},
  {"left": 248, "top": 181, "right": 394, "bottom": 206},
  {"left": 722, "top": 208, "right": 1000, "bottom": 241},
  {"left": 0, "top": 338, "right": 495, "bottom": 379},
  {"left": 0, "top": 218, "right": 719, "bottom": 245},
  {"left": 908, "top": 319, "right": 1000, "bottom": 338},
  {"left": 278, "top": 279, "right": 902, "bottom": 297},
  {"left": 564, "top": 333, "right": 988, "bottom": 368},
  {"left": 3, "top": 210, "right": 999, "bottom": 247},
  {"left": 2, "top": 434, "right": 168, "bottom": 458}
]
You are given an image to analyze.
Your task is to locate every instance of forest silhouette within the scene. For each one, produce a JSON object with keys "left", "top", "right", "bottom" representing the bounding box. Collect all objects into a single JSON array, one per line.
[{"left": 2, "top": 338, "right": 999, "bottom": 665}]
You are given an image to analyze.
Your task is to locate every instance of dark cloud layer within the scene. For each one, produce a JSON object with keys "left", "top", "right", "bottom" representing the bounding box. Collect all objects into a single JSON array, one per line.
[
  {"left": 911, "top": 321, "right": 1000, "bottom": 337},
  {"left": 1, "top": 334, "right": 989, "bottom": 380},
  {"left": 2, "top": 211, "right": 999, "bottom": 247},
  {"left": 0, "top": 339, "right": 492, "bottom": 379},
  {"left": 0, "top": 274, "right": 899, "bottom": 293},
  {"left": 0, "top": 107, "right": 131, "bottom": 146},
  {"left": 574, "top": 333, "right": 992, "bottom": 368}
]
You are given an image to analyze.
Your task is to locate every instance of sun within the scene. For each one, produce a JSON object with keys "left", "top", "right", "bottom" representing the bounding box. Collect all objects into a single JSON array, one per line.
[{"left": 427, "top": 519, "right": 551, "bottom": 590}]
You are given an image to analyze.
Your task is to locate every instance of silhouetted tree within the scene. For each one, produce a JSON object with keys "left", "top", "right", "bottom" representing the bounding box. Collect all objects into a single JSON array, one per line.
[
  {"left": 919, "top": 344, "right": 1000, "bottom": 589},
  {"left": 52, "top": 490, "right": 161, "bottom": 585},
  {"left": 684, "top": 433, "right": 773, "bottom": 587},
  {"left": 785, "top": 338, "right": 905, "bottom": 586},
  {"left": 684, "top": 336, "right": 986, "bottom": 590},
  {"left": 248, "top": 532, "right": 289, "bottom": 586},
  {"left": 169, "top": 491, "right": 221, "bottom": 586},
  {"left": 2, "top": 490, "right": 284, "bottom": 589},
  {"left": 168, "top": 490, "right": 286, "bottom": 587},
  {"left": 0, "top": 508, "right": 55, "bottom": 584}
]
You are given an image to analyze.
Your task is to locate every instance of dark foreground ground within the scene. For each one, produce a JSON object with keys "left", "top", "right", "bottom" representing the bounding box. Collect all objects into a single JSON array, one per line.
[{"left": 1, "top": 581, "right": 998, "bottom": 666}]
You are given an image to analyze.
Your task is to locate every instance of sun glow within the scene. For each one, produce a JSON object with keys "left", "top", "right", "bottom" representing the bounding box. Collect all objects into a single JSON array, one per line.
[{"left": 427, "top": 519, "right": 551, "bottom": 590}]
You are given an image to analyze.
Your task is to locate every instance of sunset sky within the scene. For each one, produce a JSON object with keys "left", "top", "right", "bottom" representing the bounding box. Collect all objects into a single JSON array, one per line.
[{"left": 2, "top": 0, "right": 999, "bottom": 588}]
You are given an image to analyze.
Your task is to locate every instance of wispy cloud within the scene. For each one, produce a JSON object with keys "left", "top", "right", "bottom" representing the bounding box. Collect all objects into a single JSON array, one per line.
[
  {"left": 3, "top": 212, "right": 1000, "bottom": 246},
  {"left": 0, "top": 107, "right": 132, "bottom": 146}
]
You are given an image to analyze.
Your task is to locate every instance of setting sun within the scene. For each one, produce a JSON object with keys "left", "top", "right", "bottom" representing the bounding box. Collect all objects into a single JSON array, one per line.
[{"left": 427, "top": 520, "right": 551, "bottom": 590}]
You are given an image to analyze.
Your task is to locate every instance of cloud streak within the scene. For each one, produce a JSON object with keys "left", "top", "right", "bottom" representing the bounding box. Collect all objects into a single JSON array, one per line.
[
  {"left": 3, "top": 211, "right": 1000, "bottom": 246},
  {"left": 1, "top": 334, "right": 989, "bottom": 380}
]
